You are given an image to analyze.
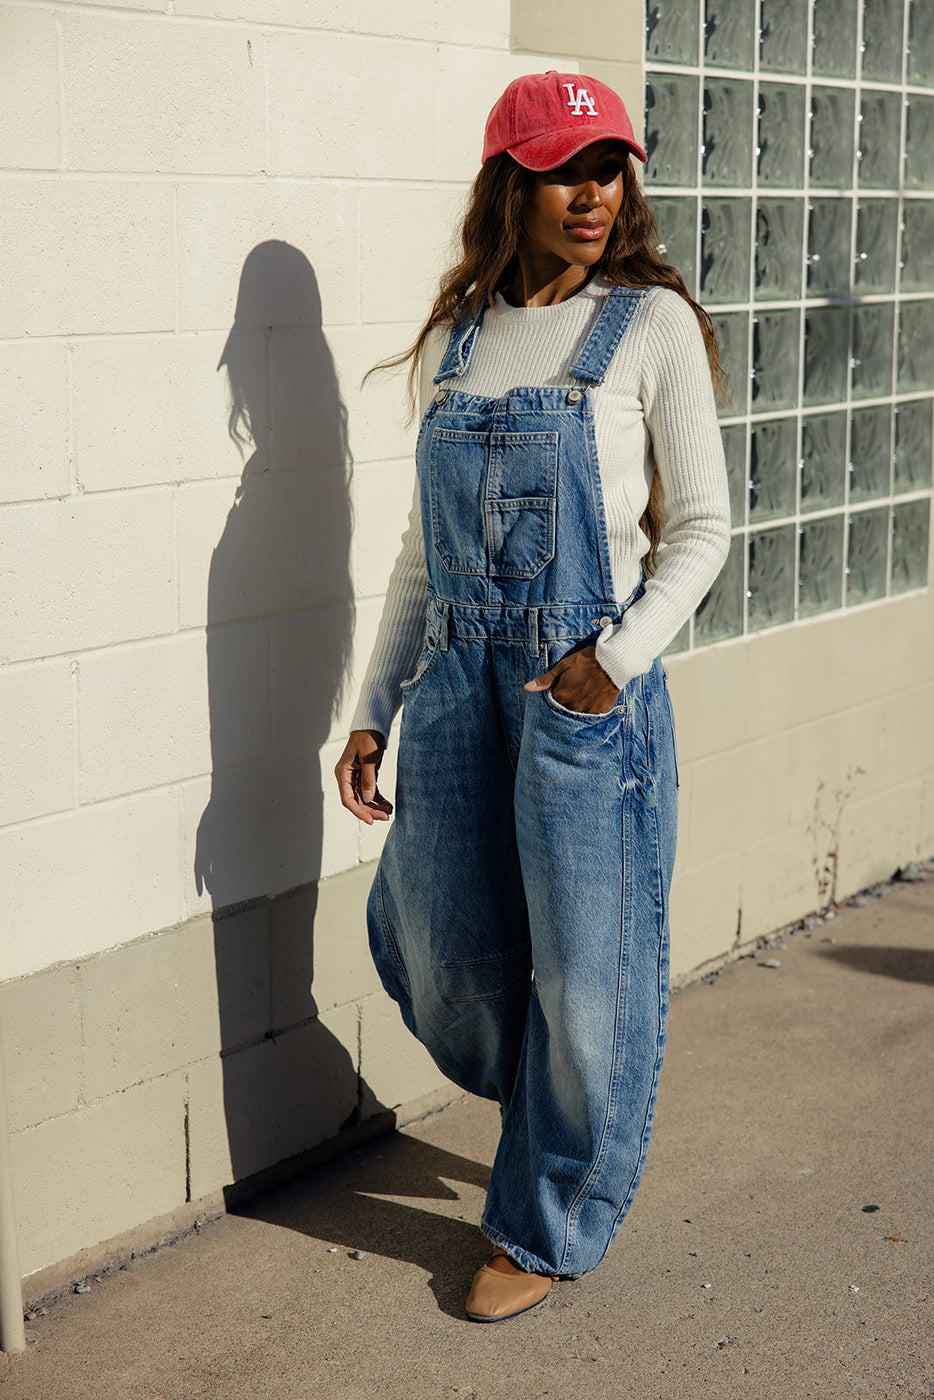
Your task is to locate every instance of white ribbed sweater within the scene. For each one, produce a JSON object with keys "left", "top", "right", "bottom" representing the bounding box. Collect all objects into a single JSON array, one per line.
[{"left": 351, "top": 276, "right": 731, "bottom": 741}]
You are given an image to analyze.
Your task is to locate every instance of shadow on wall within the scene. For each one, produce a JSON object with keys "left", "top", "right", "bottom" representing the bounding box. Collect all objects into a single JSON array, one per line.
[{"left": 193, "top": 241, "right": 386, "bottom": 1186}]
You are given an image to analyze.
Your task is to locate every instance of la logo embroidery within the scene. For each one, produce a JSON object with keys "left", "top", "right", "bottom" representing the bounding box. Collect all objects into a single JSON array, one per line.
[{"left": 563, "top": 83, "right": 598, "bottom": 117}]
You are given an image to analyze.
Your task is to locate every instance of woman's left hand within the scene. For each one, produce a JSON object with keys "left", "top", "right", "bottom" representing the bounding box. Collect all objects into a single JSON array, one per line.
[{"left": 524, "top": 645, "right": 620, "bottom": 714}]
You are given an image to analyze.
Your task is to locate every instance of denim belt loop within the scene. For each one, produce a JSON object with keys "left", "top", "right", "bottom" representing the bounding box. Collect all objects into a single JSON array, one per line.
[
  {"left": 527, "top": 607, "right": 540, "bottom": 660},
  {"left": 439, "top": 602, "right": 451, "bottom": 652}
]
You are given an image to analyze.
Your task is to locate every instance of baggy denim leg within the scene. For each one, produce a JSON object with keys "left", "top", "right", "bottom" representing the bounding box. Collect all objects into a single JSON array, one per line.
[
  {"left": 371, "top": 637, "right": 678, "bottom": 1277},
  {"left": 367, "top": 633, "right": 533, "bottom": 1105},
  {"left": 480, "top": 657, "right": 677, "bottom": 1277}
]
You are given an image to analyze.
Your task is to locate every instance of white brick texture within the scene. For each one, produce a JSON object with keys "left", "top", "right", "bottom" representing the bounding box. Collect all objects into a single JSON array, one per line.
[
  {"left": 12, "top": 1075, "right": 187, "bottom": 1278},
  {"left": 77, "top": 627, "right": 269, "bottom": 803},
  {"left": 512, "top": 0, "right": 643, "bottom": 64},
  {"left": 0, "top": 342, "right": 71, "bottom": 503},
  {"left": 0, "top": 181, "right": 175, "bottom": 338},
  {"left": 270, "top": 603, "right": 356, "bottom": 752},
  {"left": 173, "top": 0, "right": 354, "bottom": 26},
  {"left": 326, "top": 324, "right": 419, "bottom": 465},
  {"left": 359, "top": 989, "right": 448, "bottom": 1111},
  {"left": 0, "top": 661, "right": 75, "bottom": 826},
  {"left": 0, "top": 791, "right": 183, "bottom": 981},
  {"left": 175, "top": 182, "right": 359, "bottom": 334},
  {"left": 351, "top": 459, "right": 417, "bottom": 599},
  {"left": 266, "top": 33, "right": 437, "bottom": 181},
  {"left": 0, "top": 6, "right": 59, "bottom": 170},
  {"left": 80, "top": 0, "right": 163, "bottom": 9},
  {"left": 358, "top": 184, "right": 465, "bottom": 325},
  {"left": 79, "top": 924, "right": 220, "bottom": 1101},
  {"left": 179, "top": 744, "right": 350, "bottom": 919},
  {"left": 0, "top": 967, "right": 81, "bottom": 1133},
  {"left": 62, "top": 13, "right": 265, "bottom": 175},
  {"left": 668, "top": 853, "right": 742, "bottom": 981},
  {"left": 354, "top": 0, "right": 510, "bottom": 47},
  {"left": 72, "top": 333, "right": 265, "bottom": 492},
  {"left": 186, "top": 1002, "right": 360, "bottom": 1198},
  {"left": 0, "top": 492, "right": 176, "bottom": 663}
]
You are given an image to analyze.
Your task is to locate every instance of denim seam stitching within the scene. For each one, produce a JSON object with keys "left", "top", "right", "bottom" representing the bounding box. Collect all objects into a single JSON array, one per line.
[
  {"left": 500, "top": 643, "right": 521, "bottom": 772},
  {"left": 559, "top": 759, "right": 630, "bottom": 1272},
  {"left": 580, "top": 394, "right": 618, "bottom": 601},
  {"left": 606, "top": 802, "right": 667, "bottom": 1242},
  {"left": 439, "top": 945, "right": 530, "bottom": 968},
  {"left": 423, "top": 596, "right": 623, "bottom": 612},
  {"left": 644, "top": 678, "right": 653, "bottom": 785},
  {"left": 445, "top": 972, "right": 531, "bottom": 1005},
  {"left": 663, "top": 674, "right": 680, "bottom": 789},
  {"left": 376, "top": 870, "right": 411, "bottom": 996}
]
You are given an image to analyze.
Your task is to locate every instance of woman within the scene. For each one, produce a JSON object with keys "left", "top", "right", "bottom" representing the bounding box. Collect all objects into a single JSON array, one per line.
[{"left": 335, "top": 71, "right": 731, "bottom": 1322}]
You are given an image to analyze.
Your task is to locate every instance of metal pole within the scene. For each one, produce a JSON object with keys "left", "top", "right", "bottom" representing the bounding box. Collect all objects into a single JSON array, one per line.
[{"left": 0, "top": 1025, "right": 25, "bottom": 1354}]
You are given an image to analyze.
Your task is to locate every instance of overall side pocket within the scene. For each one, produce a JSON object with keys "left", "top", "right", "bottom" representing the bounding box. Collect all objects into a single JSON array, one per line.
[
  {"left": 400, "top": 633, "right": 442, "bottom": 693},
  {"left": 540, "top": 640, "right": 626, "bottom": 723}
]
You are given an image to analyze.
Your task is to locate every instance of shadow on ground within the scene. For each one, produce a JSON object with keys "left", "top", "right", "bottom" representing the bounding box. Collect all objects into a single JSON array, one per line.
[
  {"left": 818, "top": 942, "right": 934, "bottom": 985},
  {"left": 239, "top": 1131, "right": 491, "bottom": 1318}
]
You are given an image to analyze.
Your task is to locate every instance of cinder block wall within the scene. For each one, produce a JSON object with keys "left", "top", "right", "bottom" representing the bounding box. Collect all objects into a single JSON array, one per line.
[
  {"left": 1, "top": 0, "right": 931, "bottom": 1290},
  {"left": 666, "top": 588, "right": 934, "bottom": 974},
  {"left": 0, "top": 0, "right": 648, "bottom": 1286}
]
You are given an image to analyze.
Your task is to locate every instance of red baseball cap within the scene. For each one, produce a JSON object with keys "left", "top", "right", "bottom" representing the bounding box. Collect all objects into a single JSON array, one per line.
[{"left": 481, "top": 71, "right": 647, "bottom": 170}]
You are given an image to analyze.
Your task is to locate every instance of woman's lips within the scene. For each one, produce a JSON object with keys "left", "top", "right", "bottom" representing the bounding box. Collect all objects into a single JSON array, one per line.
[{"left": 565, "top": 223, "right": 607, "bottom": 240}]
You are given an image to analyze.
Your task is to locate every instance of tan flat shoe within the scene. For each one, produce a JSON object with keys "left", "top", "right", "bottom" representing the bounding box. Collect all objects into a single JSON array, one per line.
[{"left": 465, "top": 1248, "right": 553, "bottom": 1322}]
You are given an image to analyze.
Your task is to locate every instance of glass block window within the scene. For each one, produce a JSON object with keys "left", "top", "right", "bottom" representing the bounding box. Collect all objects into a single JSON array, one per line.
[{"left": 647, "top": 0, "right": 933, "bottom": 653}]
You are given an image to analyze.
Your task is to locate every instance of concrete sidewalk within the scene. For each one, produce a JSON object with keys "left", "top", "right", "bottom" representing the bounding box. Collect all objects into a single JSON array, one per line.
[{"left": 3, "top": 878, "right": 933, "bottom": 1400}]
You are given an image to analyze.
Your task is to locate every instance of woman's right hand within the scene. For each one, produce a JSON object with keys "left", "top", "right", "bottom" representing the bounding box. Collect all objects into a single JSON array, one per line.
[{"left": 334, "top": 729, "right": 393, "bottom": 824}]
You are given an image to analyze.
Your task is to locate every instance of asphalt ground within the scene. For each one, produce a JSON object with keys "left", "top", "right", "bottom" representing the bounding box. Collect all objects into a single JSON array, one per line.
[{"left": 3, "top": 875, "right": 932, "bottom": 1400}]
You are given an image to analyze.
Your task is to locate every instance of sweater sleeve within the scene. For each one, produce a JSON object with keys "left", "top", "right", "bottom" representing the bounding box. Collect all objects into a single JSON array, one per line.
[
  {"left": 594, "top": 289, "right": 732, "bottom": 688},
  {"left": 348, "top": 328, "right": 446, "bottom": 741}
]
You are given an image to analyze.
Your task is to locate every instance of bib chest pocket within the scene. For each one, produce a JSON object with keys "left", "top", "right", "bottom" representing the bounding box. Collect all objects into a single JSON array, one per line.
[
  {"left": 428, "top": 425, "right": 558, "bottom": 579},
  {"left": 428, "top": 428, "right": 488, "bottom": 576}
]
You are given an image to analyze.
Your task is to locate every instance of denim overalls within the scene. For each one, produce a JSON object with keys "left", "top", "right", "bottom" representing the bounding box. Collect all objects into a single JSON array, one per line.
[{"left": 367, "top": 286, "right": 679, "bottom": 1278}]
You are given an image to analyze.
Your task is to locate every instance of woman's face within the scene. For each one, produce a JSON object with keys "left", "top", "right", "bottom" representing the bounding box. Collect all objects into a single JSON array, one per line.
[{"left": 520, "top": 140, "right": 628, "bottom": 271}]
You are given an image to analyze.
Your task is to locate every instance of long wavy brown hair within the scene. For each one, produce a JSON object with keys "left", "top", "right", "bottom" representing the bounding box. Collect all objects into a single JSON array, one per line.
[{"left": 377, "top": 152, "right": 727, "bottom": 572}]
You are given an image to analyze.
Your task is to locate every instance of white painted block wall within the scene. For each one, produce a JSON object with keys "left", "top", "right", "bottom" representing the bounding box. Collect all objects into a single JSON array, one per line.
[{"left": 0, "top": 0, "right": 577, "bottom": 984}]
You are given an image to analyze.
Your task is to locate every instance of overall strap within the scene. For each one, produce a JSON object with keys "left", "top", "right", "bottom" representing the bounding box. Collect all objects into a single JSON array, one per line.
[
  {"left": 570, "top": 285, "right": 649, "bottom": 385},
  {"left": 433, "top": 305, "right": 487, "bottom": 384}
]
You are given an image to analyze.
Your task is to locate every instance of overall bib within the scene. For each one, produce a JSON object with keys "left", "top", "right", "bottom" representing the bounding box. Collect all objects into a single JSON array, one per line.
[{"left": 367, "top": 286, "right": 679, "bottom": 1278}]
